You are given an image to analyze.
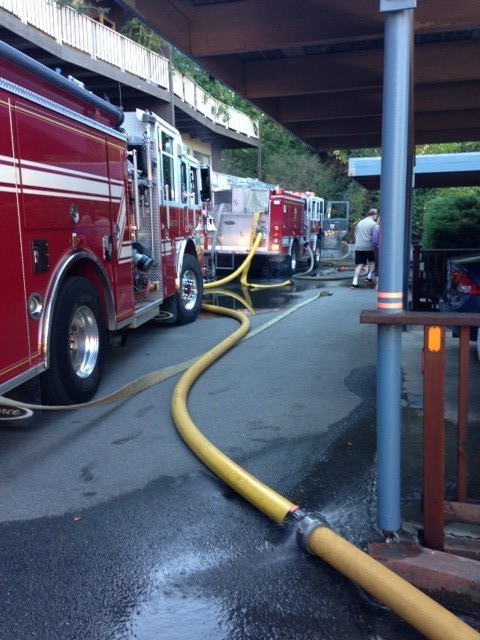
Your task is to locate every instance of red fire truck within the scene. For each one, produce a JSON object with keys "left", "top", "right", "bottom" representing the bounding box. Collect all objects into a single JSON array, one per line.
[
  {"left": 0, "top": 41, "right": 206, "bottom": 405},
  {"left": 203, "top": 173, "right": 325, "bottom": 278}
]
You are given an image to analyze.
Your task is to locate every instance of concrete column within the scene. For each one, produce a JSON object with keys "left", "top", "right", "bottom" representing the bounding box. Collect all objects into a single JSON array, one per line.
[{"left": 210, "top": 145, "right": 224, "bottom": 172}]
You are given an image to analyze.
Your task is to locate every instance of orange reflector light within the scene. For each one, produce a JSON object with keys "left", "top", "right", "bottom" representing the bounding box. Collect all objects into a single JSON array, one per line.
[{"left": 427, "top": 326, "right": 441, "bottom": 352}]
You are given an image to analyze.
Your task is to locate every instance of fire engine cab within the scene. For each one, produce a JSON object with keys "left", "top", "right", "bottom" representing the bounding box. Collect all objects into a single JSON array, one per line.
[
  {"left": 0, "top": 41, "right": 206, "bottom": 405},
  {"left": 203, "top": 173, "right": 325, "bottom": 278}
]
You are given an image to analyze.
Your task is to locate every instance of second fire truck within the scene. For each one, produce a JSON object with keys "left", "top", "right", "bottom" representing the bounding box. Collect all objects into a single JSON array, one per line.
[
  {"left": 202, "top": 173, "right": 325, "bottom": 278},
  {"left": 0, "top": 41, "right": 208, "bottom": 406}
]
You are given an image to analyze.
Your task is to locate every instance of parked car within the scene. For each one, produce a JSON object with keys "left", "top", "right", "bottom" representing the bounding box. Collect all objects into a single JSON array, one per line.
[{"left": 439, "top": 253, "right": 480, "bottom": 362}]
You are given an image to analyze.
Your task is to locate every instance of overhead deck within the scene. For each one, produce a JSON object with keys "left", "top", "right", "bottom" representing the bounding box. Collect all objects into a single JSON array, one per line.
[{"left": 113, "top": 0, "right": 480, "bottom": 152}]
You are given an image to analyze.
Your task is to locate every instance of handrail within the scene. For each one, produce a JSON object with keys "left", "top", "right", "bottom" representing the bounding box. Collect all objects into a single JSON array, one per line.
[
  {"left": 361, "top": 309, "right": 480, "bottom": 556},
  {"left": 0, "top": 0, "right": 259, "bottom": 139}
]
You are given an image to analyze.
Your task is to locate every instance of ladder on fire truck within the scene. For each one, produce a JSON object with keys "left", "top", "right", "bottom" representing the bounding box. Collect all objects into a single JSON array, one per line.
[{"left": 203, "top": 203, "right": 224, "bottom": 279}]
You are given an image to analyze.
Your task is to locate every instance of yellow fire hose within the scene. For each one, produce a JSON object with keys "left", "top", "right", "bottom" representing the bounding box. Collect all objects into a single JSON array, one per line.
[
  {"left": 0, "top": 293, "right": 322, "bottom": 413},
  {"left": 170, "top": 303, "right": 480, "bottom": 640},
  {"left": 2, "top": 215, "right": 478, "bottom": 638},
  {"left": 204, "top": 286, "right": 255, "bottom": 315},
  {"left": 204, "top": 232, "right": 264, "bottom": 289},
  {"left": 205, "top": 212, "right": 294, "bottom": 290},
  {"left": 240, "top": 258, "right": 293, "bottom": 290},
  {"left": 172, "top": 304, "right": 295, "bottom": 522},
  {"left": 2, "top": 290, "right": 479, "bottom": 637}
]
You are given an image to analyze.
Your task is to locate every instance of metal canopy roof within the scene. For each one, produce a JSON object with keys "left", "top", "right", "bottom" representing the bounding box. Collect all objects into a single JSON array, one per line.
[
  {"left": 113, "top": 0, "right": 480, "bottom": 153},
  {"left": 349, "top": 152, "right": 480, "bottom": 190}
]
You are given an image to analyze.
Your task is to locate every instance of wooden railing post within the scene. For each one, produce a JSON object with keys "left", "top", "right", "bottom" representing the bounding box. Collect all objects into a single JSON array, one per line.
[
  {"left": 360, "top": 309, "right": 480, "bottom": 555},
  {"left": 456, "top": 325, "right": 470, "bottom": 502},
  {"left": 422, "top": 325, "right": 445, "bottom": 550}
]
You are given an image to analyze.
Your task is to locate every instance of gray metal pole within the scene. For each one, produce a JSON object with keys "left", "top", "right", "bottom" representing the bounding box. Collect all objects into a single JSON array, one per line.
[{"left": 377, "top": 0, "right": 416, "bottom": 533}]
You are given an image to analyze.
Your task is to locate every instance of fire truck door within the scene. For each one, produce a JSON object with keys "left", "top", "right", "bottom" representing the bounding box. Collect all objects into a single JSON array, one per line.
[
  {"left": 181, "top": 159, "right": 199, "bottom": 233},
  {"left": 0, "top": 98, "right": 31, "bottom": 384},
  {"left": 180, "top": 161, "right": 191, "bottom": 230},
  {"left": 107, "top": 141, "right": 135, "bottom": 316}
]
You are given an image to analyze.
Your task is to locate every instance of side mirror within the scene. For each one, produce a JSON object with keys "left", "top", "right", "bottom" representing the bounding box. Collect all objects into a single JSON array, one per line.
[{"left": 200, "top": 165, "right": 211, "bottom": 202}]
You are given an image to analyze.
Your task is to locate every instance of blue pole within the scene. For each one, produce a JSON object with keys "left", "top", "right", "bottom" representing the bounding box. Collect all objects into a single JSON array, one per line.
[{"left": 376, "top": 1, "right": 416, "bottom": 532}]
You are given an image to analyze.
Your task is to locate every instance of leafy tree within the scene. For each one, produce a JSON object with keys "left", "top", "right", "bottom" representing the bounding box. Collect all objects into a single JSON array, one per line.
[
  {"left": 333, "top": 147, "right": 380, "bottom": 164},
  {"left": 416, "top": 141, "right": 480, "bottom": 155},
  {"left": 421, "top": 189, "right": 480, "bottom": 248},
  {"left": 119, "top": 18, "right": 166, "bottom": 53},
  {"left": 222, "top": 115, "right": 370, "bottom": 219},
  {"left": 222, "top": 147, "right": 258, "bottom": 178}
]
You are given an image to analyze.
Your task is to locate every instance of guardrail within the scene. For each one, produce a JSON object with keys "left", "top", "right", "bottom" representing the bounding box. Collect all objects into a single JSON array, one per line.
[
  {"left": 0, "top": 0, "right": 259, "bottom": 139},
  {"left": 361, "top": 310, "right": 480, "bottom": 558}
]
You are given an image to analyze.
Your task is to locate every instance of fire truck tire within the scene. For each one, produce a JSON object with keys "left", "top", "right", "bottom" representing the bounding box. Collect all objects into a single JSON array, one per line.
[
  {"left": 314, "top": 239, "right": 322, "bottom": 268},
  {"left": 41, "top": 277, "right": 106, "bottom": 405},
  {"left": 176, "top": 254, "right": 203, "bottom": 324},
  {"left": 289, "top": 243, "right": 299, "bottom": 275}
]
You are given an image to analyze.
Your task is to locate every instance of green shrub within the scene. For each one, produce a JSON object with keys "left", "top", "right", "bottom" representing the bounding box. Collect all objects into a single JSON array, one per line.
[{"left": 421, "top": 189, "right": 480, "bottom": 249}]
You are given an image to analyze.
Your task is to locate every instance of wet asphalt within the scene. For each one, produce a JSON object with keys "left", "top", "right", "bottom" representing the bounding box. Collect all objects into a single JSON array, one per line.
[{"left": 0, "top": 272, "right": 478, "bottom": 639}]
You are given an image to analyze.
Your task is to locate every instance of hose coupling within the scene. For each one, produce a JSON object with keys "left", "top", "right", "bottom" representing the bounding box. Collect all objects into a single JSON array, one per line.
[{"left": 294, "top": 511, "right": 330, "bottom": 554}]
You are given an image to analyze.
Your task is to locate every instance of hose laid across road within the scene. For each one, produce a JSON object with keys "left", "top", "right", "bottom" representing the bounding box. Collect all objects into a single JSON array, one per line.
[
  {"left": 172, "top": 304, "right": 296, "bottom": 523},
  {"left": 204, "top": 232, "right": 264, "bottom": 289},
  {"left": 1, "top": 222, "right": 478, "bottom": 637},
  {"left": 2, "top": 288, "right": 478, "bottom": 637},
  {"left": 0, "top": 293, "right": 324, "bottom": 412},
  {"left": 170, "top": 303, "right": 480, "bottom": 640},
  {"left": 204, "top": 216, "right": 293, "bottom": 290}
]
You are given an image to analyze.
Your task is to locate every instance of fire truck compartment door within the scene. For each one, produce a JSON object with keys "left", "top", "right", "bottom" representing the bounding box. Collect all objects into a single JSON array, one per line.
[
  {"left": 231, "top": 188, "right": 269, "bottom": 214},
  {"left": 0, "top": 102, "right": 31, "bottom": 383},
  {"left": 217, "top": 214, "right": 258, "bottom": 250}
]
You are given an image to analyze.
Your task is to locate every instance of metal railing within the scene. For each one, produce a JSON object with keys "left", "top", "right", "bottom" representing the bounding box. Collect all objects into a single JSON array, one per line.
[{"left": 0, "top": 0, "right": 259, "bottom": 139}]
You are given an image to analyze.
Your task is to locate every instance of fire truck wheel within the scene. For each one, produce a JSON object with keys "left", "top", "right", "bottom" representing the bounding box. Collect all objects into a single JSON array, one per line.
[
  {"left": 289, "top": 243, "right": 299, "bottom": 275},
  {"left": 176, "top": 254, "right": 203, "bottom": 324},
  {"left": 314, "top": 240, "right": 322, "bottom": 268},
  {"left": 41, "top": 277, "right": 106, "bottom": 405}
]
